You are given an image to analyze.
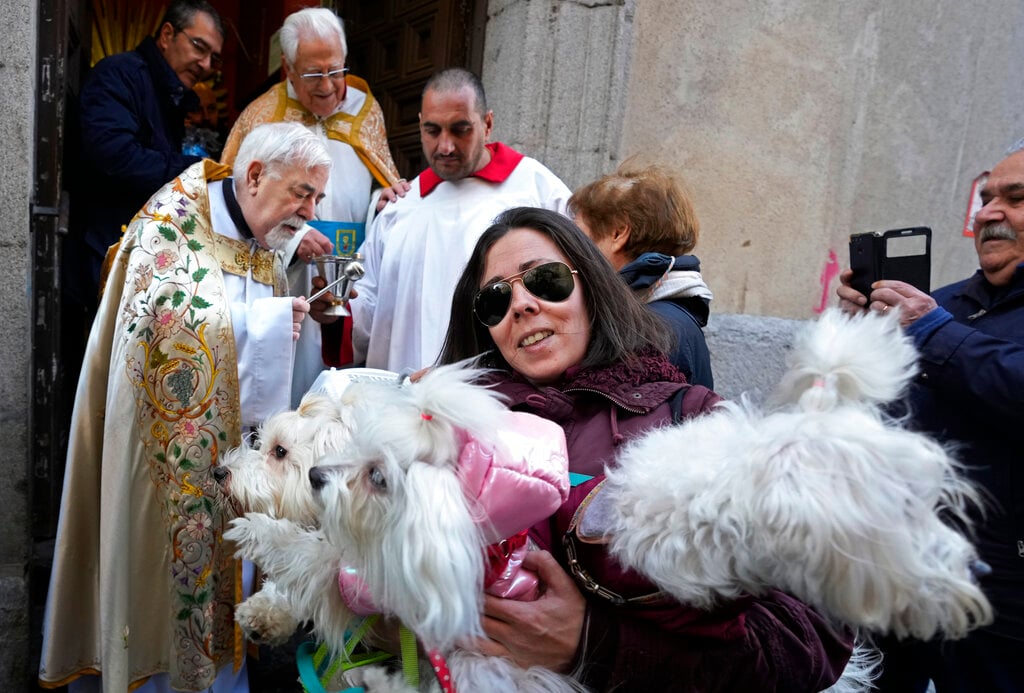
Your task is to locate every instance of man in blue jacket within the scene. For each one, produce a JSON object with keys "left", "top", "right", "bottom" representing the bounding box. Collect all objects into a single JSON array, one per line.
[
  {"left": 837, "top": 143, "right": 1024, "bottom": 692},
  {"left": 64, "top": 0, "right": 224, "bottom": 312}
]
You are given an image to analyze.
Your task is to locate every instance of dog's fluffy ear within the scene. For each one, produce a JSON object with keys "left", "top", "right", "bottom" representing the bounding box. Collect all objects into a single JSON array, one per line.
[
  {"left": 407, "top": 363, "right": 508, "bottom": 446},
  {"left": 773, "top": 308, "right": 919, "bottom": 411},
  {"left": 296, "top": 392, "right": 342, "bottom": 419},
  {"left": 364, "top": 461, "right": 485, "bottom": 650}
]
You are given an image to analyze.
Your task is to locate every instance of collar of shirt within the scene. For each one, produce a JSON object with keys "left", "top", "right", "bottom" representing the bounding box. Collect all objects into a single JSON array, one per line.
[
  {"left": 418, "top": 142, "right": 524, "bottom": 197},
  {"left": 221, "top": 177, "right": 255, "bottom": 240}
]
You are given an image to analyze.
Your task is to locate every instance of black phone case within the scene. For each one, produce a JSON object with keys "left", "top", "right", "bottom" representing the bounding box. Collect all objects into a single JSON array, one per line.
[{"left": 849, "top": 227, "right": 931, "bottom": 298}]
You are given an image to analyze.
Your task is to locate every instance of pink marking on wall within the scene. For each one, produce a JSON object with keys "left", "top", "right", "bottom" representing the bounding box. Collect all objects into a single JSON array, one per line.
[{"left": 814, "top": 249, "right": 840, "bottom": 314}]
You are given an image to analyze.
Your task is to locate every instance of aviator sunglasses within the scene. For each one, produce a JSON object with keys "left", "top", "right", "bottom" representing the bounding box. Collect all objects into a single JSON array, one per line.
[{"left": 473, "top": 261, "right": 579, "bottom": 327}]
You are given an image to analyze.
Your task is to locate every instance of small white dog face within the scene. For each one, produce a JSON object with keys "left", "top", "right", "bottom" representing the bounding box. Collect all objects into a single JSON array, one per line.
[
  {"left": 216, "top": 393, "right": 352, "bottom": 525},
  {"left": 305, "top": 366, "right": 512, "bottom": 651}
]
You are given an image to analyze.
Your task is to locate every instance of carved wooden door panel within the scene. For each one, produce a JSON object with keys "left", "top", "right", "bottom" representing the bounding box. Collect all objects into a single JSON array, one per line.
[{"left": 337, "top": 0, "right": 485, "bottom": 179}]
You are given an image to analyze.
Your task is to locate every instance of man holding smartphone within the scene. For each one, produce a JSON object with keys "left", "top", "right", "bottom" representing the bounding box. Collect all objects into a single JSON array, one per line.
[{"left": 836, "top": 142, "right": 1024, "bottom": 692}]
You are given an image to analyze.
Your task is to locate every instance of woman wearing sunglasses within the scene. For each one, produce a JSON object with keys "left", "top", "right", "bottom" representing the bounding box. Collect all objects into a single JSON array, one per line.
[{"left": 439, "top": 207, "right": 853, "bottom": 691}]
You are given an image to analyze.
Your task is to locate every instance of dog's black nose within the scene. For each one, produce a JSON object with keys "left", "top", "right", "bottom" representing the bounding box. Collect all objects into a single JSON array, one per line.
[
  {"left": 309, "top": 466, "right": 329, "bottom": 491},
  {"left": 212, "top": 467, "right": 230, "bottom": 484}
]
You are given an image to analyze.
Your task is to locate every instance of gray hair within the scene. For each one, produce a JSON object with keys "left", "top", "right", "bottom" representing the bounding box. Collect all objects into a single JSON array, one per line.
[
  {"left": 280, "top": 8, "right": 348, "bottom": 66},
  {"left": 159, "top": 0, "right": 224, "bottom": 39},
  {"left": 232, "top": 122, "right": 332, "bottom": 181}
]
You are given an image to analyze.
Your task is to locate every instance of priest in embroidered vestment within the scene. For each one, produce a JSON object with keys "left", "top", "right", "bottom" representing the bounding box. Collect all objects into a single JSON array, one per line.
[
  {"left": 221, "top": 7, "right": 404, "bottom": 237},
  {"left": 39, "top": 122, "right": 334, "bottom": 693}
]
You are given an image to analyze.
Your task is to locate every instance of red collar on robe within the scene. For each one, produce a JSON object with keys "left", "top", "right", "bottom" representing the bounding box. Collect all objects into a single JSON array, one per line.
[{"left": 418, "top": 142, "right": 525, "bottom": 197}]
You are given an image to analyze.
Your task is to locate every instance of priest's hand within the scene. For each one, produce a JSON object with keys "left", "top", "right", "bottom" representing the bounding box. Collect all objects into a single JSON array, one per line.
[
  {"left": 307, "top": 276, "right": 358, "bottom": 325},
  {"left": 375, "top": 178, "right": 411, "bottom": 212},
  {"left": 291, "top": 297, "right": 310, "bottom": 340},
  {"left": 296, "top": 228, "right": 334, "bottom": 264},
  {"left": 473, "top": 550, "right": 585, "bottom": 673}
]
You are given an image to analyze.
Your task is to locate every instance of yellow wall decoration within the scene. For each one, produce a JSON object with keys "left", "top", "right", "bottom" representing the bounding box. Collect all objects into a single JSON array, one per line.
[{"left": 91, "top": 0, "right": 167, "bottom": 66}]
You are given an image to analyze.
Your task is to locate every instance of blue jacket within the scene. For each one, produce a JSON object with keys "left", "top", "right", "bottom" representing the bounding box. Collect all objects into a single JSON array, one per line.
[
  {"left": 619, "top": 253, "right": 714, "bottom": 388},
  {"left": 905, "top": 264, "right": 1024, "bottom": 639},
  {"left": 66, "top": 37, "right": 201, "bottom": 306}
]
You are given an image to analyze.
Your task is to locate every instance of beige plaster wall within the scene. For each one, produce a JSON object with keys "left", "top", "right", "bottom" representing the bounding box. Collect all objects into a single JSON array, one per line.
[{"left": 620, "top": 1, "right": 1024, "bottom": 317}]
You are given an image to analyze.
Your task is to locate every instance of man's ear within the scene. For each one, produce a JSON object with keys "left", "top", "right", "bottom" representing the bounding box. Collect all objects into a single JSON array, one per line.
[
  {"left": 156, "top": 22, "right": 176, "bottom": 52},
  {"left": 245, "top": 161, "right": 264, "bottom": 195},
  {"left": 280, "top": 56, "right": 291, "bottom": 79},
  {"left": 483, "top": 110, "right": 494, "bottom": 141}
]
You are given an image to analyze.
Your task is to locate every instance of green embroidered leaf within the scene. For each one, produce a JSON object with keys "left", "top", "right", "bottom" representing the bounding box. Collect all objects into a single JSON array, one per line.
[
  {"left": 204, "top": 409, "right": 213, "bottom": 420},
  {"left": 156, "top": 295, "right": 168, "bottom": 306},
  {"left": 158, "top": 225, "right": 176, "bottom": 241},
  {"left": 171, "top": 290, "right": 186, "bottom": 308},
  {"left": 172, "top": 444, "right": 182, "bottom": 459},
  {"left": 180, "top": 459, "right": 196, "bottom": 472},
  {"left": 176, "top": 608, "right": 192, "bottom": 621},
  {"left": 191, "top": 296, "right": 212, "bottom": 309},
  {"left": 149, "top": 349, "right": 168, "bottom": 368},
  {"left": 127, "top": 323, "right": 136, "bottom": 333},
  {"left": 192, "top": 267, "right": 208, "bottom": 282},
  {"left": 202, "top": 497, "right": 213, "bottom": 513},
  {"left": 200, "top": 437, "right": 208, "bottom": 449},
  {"left": 180, "top": 593, "right": 197, "bottom": 606},
  {"left": 219, "top": 431, "right": 227, "bottom": 441},
  {"left": 195, "top": 590, "right": 210, "bottom": 604},
  {"left": 155, "top": 452, "right": 166, "bottom": 463},
  {"left": 181, "top": 216, "right": 197, "bottom": 234},
  {"left": 187, "top": 239, "right": 204, "bottom": 252}
]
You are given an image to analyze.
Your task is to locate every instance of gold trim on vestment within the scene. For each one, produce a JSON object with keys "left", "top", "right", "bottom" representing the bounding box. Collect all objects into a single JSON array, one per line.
[{"left": 214, "top": 233, "right": 277, "bottom": 286}]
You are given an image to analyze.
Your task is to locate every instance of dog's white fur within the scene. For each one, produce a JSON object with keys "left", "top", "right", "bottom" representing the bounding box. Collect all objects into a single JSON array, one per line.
[
  {"left": 217, "top": 392, "right": 353, "bottom": 644},
  {"left": 226, "top": 364, "right": 585, "bottom": 692},
  {"left": 604, "top": 308, "right": 993, "bottom": 642}
]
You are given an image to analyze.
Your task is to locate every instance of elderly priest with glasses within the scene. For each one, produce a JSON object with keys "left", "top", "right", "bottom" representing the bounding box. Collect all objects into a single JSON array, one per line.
[
  {"left": 39, "top": 122, "right": 334, "bottom": 693},
  {"left": 222, "top": 7, "right": 405, "bottom": 265}
]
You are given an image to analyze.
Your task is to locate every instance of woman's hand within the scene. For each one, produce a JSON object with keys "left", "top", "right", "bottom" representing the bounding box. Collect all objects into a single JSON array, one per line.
[{"left": 474, "top": 550, "right": 586, "bottom": 673}]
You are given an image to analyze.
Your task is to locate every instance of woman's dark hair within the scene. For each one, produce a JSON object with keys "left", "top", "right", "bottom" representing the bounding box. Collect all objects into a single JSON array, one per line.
[{"left": 438, "top": 207, "right": 671, "bottom": 370}]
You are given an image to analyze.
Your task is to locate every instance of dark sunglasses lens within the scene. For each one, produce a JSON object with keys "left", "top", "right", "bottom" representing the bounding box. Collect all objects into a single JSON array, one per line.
[
  {"left": 474, "top": 283, "right": 512, "bottom": 326},
  {"left": 524, "top": 263, "right": 575, "bottom": 301}
]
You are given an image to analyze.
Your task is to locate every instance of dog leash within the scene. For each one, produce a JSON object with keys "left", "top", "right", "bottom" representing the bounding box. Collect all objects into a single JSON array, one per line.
[
  {"left": 297, "top": 617, "right": 456, "bottom": 692},
  {"left": 297, "top": 615, "right": 391, "bottom": 693}
]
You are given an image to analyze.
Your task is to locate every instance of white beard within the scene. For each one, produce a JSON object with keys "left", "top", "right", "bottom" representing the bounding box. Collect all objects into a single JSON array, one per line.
[{"left": 263, "top": 222, "right": 300, "bottom": 251}]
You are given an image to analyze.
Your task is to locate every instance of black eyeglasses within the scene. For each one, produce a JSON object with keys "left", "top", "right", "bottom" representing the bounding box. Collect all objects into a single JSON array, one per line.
[
  {"left": 473, "top": 261, "right": 579, "bottom": 327},
  {"left": 179, "top": 29, "right": 222, "bottom": 69}
]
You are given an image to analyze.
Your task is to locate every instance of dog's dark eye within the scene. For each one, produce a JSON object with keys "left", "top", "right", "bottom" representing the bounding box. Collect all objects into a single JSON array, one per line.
[
  {"left": 368, "top": 466, "right": 387, "bottom": 491},
  {"left": 274, "top": 445, "right": 287, "bottom": 459}
]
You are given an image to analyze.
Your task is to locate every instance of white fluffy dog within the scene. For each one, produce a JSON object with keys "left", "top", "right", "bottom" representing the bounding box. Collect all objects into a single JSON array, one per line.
[
  {"left": 215, "top": 392, "right": 353, "bottom": 644},
  {"left": 601, "top": 308, "right": 993, "bottom": 643},
  {"left": 226, "top": 364, "right": 583, "bottom": 692}
]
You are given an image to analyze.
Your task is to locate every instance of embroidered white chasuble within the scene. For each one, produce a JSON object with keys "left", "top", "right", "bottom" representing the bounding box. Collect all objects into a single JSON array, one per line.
[{"left": 40, "top": 161, "right": 297, "bottom": 691}]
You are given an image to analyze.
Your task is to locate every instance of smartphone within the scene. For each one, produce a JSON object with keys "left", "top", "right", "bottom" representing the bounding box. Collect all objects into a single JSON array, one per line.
[{"left": 848, "top": 227, "right": 931, "bottom": 298}]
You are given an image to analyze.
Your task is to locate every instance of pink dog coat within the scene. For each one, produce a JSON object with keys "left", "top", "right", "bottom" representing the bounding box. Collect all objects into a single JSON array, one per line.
[{"left": 338, "top": 410, "right": 570, "bottom": 611}]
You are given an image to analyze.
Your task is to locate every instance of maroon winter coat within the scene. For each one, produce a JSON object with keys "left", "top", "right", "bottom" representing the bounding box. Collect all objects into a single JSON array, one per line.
[{"left": 488, "top": 352, "right": 854, "bottom": 692}]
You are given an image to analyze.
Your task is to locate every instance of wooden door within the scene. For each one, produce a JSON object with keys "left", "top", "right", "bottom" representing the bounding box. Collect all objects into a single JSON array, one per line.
[{"left": 337, "top": 0, "right": 485, "bottom": 179}]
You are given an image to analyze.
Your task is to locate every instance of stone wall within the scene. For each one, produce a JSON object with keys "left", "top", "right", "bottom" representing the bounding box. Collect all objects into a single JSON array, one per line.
[{"left": 0, "top": 0, "right": 36, "bottom": 686}]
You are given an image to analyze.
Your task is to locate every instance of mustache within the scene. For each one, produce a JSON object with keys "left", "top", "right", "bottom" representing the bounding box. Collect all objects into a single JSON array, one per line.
[{"left": 977, "top": 222, "right": 1016, "bottom": 243}]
